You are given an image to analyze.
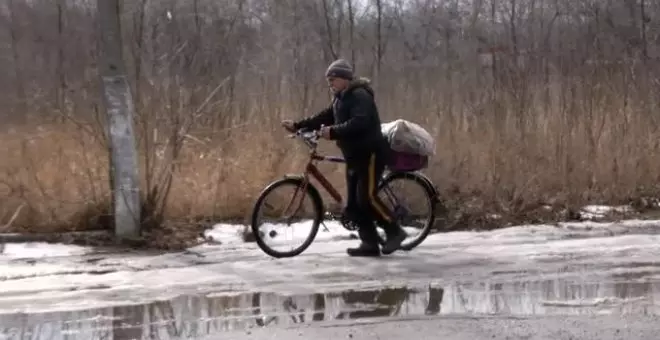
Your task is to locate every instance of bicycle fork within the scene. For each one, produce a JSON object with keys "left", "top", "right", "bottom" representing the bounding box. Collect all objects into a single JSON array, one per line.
[
  {"left": 281, "top": 176, "right": 332, "bottom": 233},
  {"left": 281, "top": 178, "right": 309, "bottom": 223}
]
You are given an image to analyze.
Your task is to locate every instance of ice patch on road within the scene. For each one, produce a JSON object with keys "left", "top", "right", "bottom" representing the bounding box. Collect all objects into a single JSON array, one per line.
[
  {"left": 205, "top": 220, "right": 423, "bottom": 246},
  {"left": 203, "top": 223, "right": 246, "bottom": 244},
  {"left": 0, "top": 242, "right": 90, "bottom": 259},
  {"left": 559, "top": 218, "right": 660, "bottom": 229},
  {"left": 204, "top": 221, "right": 358, "bottom": 246},
  {"left": 257, "top": 220, "right": 357, "bottom": 245},
  {"left": 579, "top": 205, "right": 633, "bottom": 220}
]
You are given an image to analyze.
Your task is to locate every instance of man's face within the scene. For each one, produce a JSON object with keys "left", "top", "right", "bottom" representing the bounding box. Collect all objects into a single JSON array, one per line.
[{"left": 327, "top": 76, "right": 349, "bottom": 94}]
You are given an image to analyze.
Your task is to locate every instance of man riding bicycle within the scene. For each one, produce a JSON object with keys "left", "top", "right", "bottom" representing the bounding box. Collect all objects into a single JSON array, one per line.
[{"left": 282, "top": 59, "right": 407, "bottom": 257}]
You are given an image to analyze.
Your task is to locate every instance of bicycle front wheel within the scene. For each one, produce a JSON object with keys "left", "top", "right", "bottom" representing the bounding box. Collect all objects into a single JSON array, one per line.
[
  {"left": 377, "top": 171, "right": 438, "bottom": 251},
  {"left": 250, "top": 177, "right": 324, "bottom": 258}
]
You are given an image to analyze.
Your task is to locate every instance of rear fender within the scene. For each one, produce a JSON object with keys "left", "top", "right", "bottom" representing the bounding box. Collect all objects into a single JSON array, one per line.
[
  {"left": 411, "top": 171, "right": 440, "bottom": 202},
  {"left": 383, "top": 171, "right": 440, "bottom": 203}
]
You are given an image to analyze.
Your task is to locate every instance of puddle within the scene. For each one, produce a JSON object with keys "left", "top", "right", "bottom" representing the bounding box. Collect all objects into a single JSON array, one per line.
[{"left": 0, "top": 277, "right": 658, "bottom": 339}]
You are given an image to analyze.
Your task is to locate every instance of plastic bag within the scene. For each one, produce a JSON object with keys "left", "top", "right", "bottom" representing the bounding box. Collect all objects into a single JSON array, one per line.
[{"left": 381, "top": 119, "right": 436, "bottom": 156}]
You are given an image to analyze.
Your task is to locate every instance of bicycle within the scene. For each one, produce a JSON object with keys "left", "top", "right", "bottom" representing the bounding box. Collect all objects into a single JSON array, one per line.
[{"left": 249, "top": 128, "right": 443, "bottom": 258}]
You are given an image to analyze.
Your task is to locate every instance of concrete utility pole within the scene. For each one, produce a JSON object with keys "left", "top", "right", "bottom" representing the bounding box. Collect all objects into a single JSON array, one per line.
[{"left": 96, "top": 0, "right": 141, "bottom": 239}]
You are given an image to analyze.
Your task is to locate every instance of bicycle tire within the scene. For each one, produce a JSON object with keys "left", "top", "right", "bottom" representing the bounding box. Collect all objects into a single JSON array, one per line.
[
  {"left": 377, "top": 171, "right": 439, "bottom": 251},
  {"left": 250, "top": 177, "right": 324, "bottom": 258}
]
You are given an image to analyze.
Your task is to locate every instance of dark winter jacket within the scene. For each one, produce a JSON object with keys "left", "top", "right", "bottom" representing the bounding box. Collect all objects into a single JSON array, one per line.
[{"left": 294, "top": 77, "right": 388, "bottom": 162}]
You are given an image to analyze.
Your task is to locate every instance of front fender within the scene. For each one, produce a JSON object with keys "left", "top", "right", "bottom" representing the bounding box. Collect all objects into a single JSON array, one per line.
[{"left": 283, "top": 174, "right": 305, "bottom": 181}]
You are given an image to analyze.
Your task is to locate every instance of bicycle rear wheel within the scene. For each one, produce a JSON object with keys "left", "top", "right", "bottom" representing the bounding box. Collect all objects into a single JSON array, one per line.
[
  {"left": 376, "top": 171, "right": 438, "bottom": 250},
  {"left": 250, "top": 177, "right": 324, "bottom": 258}
]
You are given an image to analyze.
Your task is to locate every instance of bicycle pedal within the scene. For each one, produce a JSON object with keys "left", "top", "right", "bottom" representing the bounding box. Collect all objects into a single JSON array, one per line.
[{"left": 325, "top": 212, "right": 343, "bottom": 222}]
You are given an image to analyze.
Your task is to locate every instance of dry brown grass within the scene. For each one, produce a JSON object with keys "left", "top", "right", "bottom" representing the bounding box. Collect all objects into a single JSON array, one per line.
[
  {"left": 0, "top": 117, "right": 349, "bottom": 236},
  {"left": 2, "top": 72, "right": 660, "bottom": 241}
]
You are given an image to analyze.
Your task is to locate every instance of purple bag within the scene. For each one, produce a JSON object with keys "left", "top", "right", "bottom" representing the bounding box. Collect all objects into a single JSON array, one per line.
[{"left": 388, "top": 149, "right": 428, "bottom": 172}]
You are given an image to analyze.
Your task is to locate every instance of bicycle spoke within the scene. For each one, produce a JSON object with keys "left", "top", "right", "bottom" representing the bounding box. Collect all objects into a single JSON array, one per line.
[
  {"left": 281, "top": 182, "right": 307, "bottom": 220},
  {"left": 401, "top": 219, "right": 426, "bottom": 229},
  {"left": 377, "top": 172, "right": 436, "bottom": 250},
  {"left": 381, "top": 185, "right": 401, "bottom": 207},
  {"left": 251, "top": 177, "right": 323, "bottom": 258}
]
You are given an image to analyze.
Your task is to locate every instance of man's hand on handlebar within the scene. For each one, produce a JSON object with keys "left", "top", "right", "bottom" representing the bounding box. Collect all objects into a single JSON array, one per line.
[
  {"left": 281, "top": 119, "right": 331, "bottom": 140},
  {"left": 281, "top": 119, "right": 296, "bottom": 133},
  {"left": 319, "top": 125, "right": 332, "bottom": 140}
]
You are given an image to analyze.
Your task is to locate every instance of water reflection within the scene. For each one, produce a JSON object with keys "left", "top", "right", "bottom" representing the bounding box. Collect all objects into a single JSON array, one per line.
[
  {"left": 0, "top": 285, "right": 439, "bottom": 340},
  {"left": 442, "top": 278, "right": 659, "bottom": 316},
  {"left": 0, "top": 277, "right": 658, "bottom": 339}
]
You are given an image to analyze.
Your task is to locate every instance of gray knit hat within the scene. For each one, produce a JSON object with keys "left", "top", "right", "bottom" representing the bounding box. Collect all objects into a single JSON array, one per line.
[{"left": 325, "top": 59, "right": 354, "bottom": 80}]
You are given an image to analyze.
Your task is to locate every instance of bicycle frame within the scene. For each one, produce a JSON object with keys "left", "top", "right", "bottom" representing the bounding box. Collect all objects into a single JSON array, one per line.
[
  {"left": 306, "top": 154, "right": 346, "bottom": 200},
  {"left": 282, "top": 132, "right": 346, "bottom": 218},
  {"left": 281, "top": 129, "right": 409, "bottom": 222}
]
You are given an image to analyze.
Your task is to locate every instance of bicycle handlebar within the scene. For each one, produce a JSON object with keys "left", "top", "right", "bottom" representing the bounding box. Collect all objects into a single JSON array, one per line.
[{"left": 288, "top": 128, "right": 320, "bottom": 149}]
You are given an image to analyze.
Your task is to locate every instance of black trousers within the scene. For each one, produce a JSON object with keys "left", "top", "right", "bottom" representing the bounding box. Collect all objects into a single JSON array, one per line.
[{"left": 343, "top": 151, "right": 399, "bottom": 245}]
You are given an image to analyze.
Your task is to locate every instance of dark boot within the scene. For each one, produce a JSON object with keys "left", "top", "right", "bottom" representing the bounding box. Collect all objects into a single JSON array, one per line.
[
  {"left": 348, "top": 221, "right": 381, "bottom": 257},
  {"left": 381, "top": 226, "right": 407, "bottom": 255},
  {"left": 347, "top": 242, "right": 381, "bottom": 257}
]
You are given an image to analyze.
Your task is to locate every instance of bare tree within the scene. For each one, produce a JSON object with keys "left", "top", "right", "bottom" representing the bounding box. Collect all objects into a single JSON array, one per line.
[{"left": 3, "top": 0, "right": 660, "bottom": 236}]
